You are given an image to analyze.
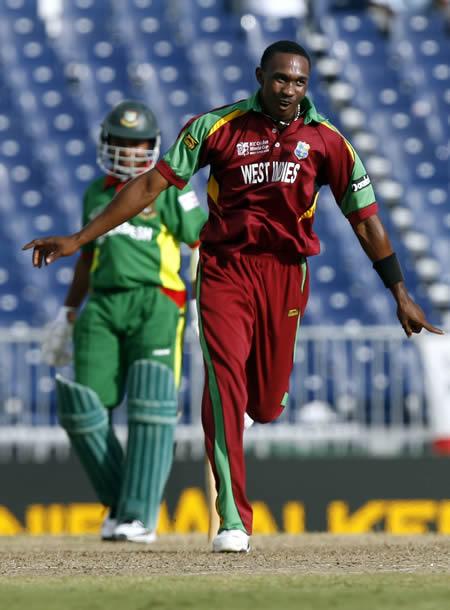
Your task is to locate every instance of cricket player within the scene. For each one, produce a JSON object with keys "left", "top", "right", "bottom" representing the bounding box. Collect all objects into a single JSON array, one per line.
[
  {"left": 25, "top": 41, "right": 443, "bottom": 552},
  {"left": 40, "top": 100, "right": 207, "bottom": 542}
]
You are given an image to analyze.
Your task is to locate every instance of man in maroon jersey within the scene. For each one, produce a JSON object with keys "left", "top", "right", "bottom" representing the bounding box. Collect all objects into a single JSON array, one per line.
[{"left": 24, "top": 40, "right": 443, "bottom": 553}]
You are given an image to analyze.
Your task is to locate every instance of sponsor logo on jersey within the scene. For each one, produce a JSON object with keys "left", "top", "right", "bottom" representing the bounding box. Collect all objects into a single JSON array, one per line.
[
  {"left": 152, "top": 348, "right": 171, "bottom": 356},
  {"left": 352, "top": 174, "right": 371, "bottom": 192},
  {"left": 98, "top": 222, "right": 154, "bottom": 243},
  {"left": 240, "top": 161, "right": 301, "bottom": 184},
  {"left": 120, "top": 110, "right": 139, "bottom": 128},
  {"left": 183, "top": 133, "right": 199, "bottom": 150},
  {"left": 294, "top": 141, "right": 310, "bottom": 160},
  {"left": 236, "top": 140, "right": 270, "bottom": 156}
]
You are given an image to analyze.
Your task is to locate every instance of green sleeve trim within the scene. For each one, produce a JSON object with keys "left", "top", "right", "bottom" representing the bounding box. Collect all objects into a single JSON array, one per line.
[
  {"left": 320, "top": 120, "right": 376, "bottom": 216},
  {"left": 163, "top": 99, "right": 253, "bottom": 183},
  {"left": 81, "top": 191, "right": 93, "bottom": 254},
  {"left": 159, "top": 184, "right": 207, "bottom": 245},
  {"left": 340, "top": 149, "right": 376, "bottom": 217}
]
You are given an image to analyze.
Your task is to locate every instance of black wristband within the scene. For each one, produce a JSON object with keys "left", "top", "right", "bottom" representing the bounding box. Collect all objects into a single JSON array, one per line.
[{"left": 373, "top": 253, "right": 404, "bottom": 288}]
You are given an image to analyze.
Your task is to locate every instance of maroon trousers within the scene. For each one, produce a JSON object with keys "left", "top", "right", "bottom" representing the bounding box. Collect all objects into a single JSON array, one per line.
[{"left": 197, "top": 249, "right": 309, "bottom": 534}]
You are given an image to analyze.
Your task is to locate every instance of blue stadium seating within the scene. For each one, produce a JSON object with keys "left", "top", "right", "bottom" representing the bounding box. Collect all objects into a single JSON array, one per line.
[{"left": 0, "top": 1, "right": 447, "bottom": 329}]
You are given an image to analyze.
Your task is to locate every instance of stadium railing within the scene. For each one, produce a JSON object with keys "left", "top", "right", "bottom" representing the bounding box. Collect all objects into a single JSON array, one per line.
[{"left": 0, "top": 325, "right": 433, "bottom": 460}]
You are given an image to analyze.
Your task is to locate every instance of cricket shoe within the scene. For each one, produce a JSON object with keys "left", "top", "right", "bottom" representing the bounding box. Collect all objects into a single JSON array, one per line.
[
  {"left": 212, "top": 529, "right": 250, "bottom": 553},
  {"left": 113, "top": 520, "right": 157, "bottom": 544},
  {"left": 100, "top": 513, "right": 117, "bottom": 541}
]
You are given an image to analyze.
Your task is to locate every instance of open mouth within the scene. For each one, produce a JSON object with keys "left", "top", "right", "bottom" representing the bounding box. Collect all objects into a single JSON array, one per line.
[{"left": 278, "top": 99, "right": 293, "bottom": 112}]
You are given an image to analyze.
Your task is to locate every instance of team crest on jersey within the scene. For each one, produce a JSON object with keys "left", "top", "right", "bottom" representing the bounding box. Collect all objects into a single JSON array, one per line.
[
  {"left": 183, "top": 133, "right": 199, "bottom": 150},
  {"left": 294, "top": 141, "right": 310, "bottom": 160},
  {"left": 139, "top": 206, "right": 157, "bottom": 218},
  {"left": 120, "top": 110, "right": 139, "bottom": 128}
]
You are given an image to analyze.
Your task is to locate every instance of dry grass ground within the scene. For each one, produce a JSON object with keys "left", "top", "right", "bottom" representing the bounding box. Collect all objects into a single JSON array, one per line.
[
  {"left": 2, "top": 533, "right": 449, "bottom": 578},
  {"left": 1, "top": 534, "right": 449, "bottom": 609}
]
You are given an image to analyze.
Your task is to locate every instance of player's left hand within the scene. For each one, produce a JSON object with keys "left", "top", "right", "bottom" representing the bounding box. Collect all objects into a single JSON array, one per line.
[{"left": 396, "top": 298, "right": 444, "bottom": 338}]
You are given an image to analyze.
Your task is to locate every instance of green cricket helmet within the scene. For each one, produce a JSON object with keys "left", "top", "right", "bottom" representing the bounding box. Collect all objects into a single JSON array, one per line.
[{"left": 97, "top": 100, "right": 161, "bottom": 180}]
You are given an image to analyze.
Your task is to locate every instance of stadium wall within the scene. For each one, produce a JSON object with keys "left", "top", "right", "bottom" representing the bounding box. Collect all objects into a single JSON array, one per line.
[{"left": 1, "top": 453, "right": 450, "bottom": 536}]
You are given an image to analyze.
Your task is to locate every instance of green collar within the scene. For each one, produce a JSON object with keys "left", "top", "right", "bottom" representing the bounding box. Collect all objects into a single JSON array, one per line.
[{"left": 248, "top": 91, "right": 326, "bottom": 125}]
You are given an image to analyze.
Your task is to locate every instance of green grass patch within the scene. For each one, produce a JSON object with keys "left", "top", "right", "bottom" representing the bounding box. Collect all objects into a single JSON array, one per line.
[{"left": 1, "top": 573, "right": 449, "bottom": 610}]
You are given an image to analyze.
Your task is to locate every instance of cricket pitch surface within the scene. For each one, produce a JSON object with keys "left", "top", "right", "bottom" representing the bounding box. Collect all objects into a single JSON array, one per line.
[{"left": 2, "top": 533, "right": 449, "bottom": 578}]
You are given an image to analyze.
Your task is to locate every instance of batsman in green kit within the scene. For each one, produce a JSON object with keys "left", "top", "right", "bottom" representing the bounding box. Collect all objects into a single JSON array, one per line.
[{"left": 41, "top": 100, "right": 207, "bottom": 543}]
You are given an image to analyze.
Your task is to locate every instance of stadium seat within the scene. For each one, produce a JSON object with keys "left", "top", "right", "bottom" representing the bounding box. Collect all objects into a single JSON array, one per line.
[{"left": 0, "top": 3, "right": 446, "bottom": 331}]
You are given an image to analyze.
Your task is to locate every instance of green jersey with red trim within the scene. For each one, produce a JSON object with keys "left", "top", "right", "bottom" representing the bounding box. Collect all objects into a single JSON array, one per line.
[
  {"left": 81, "top": 177, "right": 207, "bottom": 293},
  {"left": 156, "top": 92, "right": 378, "bottom": 259}
]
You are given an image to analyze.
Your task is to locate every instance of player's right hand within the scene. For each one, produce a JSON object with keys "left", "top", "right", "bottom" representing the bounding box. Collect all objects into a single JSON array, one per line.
[
  {"left": 41, "top": 306, "right": 76, "bottom": 367},
  {"left": 22, "top": 235, "right": 80, "bottom": 267}
]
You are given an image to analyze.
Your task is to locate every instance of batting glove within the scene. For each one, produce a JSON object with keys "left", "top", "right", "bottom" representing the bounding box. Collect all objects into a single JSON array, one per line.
[{"left": 41, "top": 306, "right": 76, "bottom": 366}]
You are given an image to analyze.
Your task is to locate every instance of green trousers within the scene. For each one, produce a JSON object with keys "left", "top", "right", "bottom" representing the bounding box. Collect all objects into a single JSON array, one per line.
[
  {"left": 59, "top": 285, "right": 185, "bottom": 527},
  {"left": 73, "top": 285, "right": 185, "bottom": 405}
]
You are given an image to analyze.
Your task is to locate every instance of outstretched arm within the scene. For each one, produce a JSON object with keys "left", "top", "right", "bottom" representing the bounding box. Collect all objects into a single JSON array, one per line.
[
  {"left": 23, "top": 168, "right": 169, "bottom": 266},
  {"left": 353, "top": 214, "right": 444, "bottom": 338}
]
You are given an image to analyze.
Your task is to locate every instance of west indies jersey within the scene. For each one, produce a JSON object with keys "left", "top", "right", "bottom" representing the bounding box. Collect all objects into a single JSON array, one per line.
[
  {"left": 156, "top": 91, "right": 378, "bottom": 259},
  {"left": 81, "top": 176, "right": 207, "bottom": 295}
]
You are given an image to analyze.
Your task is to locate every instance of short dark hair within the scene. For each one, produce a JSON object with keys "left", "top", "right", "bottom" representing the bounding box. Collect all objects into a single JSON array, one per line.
[{"left": 260, "top": 40, "right": 311, "bottom": 70}]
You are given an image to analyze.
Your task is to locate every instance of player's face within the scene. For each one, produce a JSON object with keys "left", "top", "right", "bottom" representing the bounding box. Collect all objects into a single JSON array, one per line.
[
  {"left": 256, "top": 52, "right": 310, "bottom": 123},
  {"left": 104, "top": 136, "right": 156, "bottom": 178},
  {"left": 98, "top": 133, "right": 160, "bottom": 180},
  {"left": 109, "top": 136, "right": 151, "bottom": 168}
]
